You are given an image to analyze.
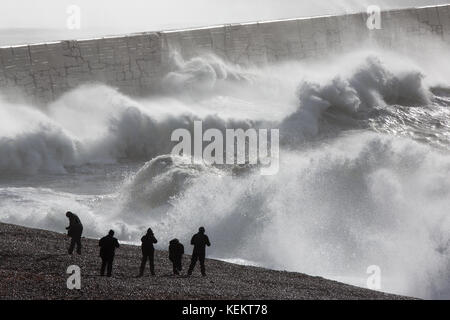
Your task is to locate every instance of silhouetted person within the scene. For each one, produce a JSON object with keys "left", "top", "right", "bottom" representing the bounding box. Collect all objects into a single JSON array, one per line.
[
  {"left": 99, "top": 230, "right": 120, "bottom": 277},
  {"left": 187, "top": 227, "right": 211, "bottom": 276},
  {"left": 139, "top": 228, "right": 158, "bottom": 276},
  {"left": 169, "top": 239, "right": 184, "bottom": 275},
  {"left": 65, "top": 211, "right": 83, "bottom": 255}
]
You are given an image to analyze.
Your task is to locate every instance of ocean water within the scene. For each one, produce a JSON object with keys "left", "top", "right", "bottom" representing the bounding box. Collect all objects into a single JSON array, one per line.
[{"left": 0, "top": 46, "right": 449, "bottom": 299}]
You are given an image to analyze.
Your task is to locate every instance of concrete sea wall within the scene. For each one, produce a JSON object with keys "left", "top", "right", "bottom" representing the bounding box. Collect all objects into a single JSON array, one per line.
[{"left": 1, "top": 5, "right": 449, "bottom": 103}]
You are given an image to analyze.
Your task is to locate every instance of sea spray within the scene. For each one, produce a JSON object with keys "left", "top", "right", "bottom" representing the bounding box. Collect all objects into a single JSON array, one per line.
[{"left": 0, "top": 49, "right": 449, "bottom": 299}]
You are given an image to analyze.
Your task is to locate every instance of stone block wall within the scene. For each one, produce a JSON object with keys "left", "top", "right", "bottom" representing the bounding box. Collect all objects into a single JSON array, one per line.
[{"left": 1, "top": 5, "right": 449, "bottom": 103}]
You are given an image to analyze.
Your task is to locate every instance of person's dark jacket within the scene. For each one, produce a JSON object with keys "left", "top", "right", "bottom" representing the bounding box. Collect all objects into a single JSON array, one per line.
[
  {"left": 99, "top": 235, "right": 120, "bottom": 259},
  {"left": 141, "top": 233, "right": 158, "bottom": 254},
  {"left": 66, "top": 213, "right": 83, "bottom": 237},
  {"left": 169, "top": 239, "right": 184, "bottom": 262},
  {"left": 191, "top": 233, "right": 211, "bottom": 255}
]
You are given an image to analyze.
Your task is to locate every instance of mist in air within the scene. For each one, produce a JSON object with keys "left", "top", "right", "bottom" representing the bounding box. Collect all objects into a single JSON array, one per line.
[{"left": 1, "top": 0, "right": 450, "bottom": 300}]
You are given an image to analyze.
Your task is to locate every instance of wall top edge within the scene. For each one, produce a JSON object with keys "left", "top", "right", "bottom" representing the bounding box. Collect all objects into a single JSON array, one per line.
[{"left": 1, "top": 4, "right": 449, "bottom": 50}]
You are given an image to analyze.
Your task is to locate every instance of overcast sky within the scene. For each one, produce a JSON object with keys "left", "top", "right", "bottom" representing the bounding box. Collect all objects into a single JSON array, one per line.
[{"left": 1, "top": 0, "right": 448, "bottom": 44}]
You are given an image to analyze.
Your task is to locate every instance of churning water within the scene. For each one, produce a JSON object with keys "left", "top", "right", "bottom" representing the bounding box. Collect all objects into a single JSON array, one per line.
[{"left": 0, "top": 46, "right": 449, "bottom": 299}]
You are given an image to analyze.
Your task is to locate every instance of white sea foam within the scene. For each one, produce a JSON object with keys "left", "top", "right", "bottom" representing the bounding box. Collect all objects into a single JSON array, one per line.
[{"left": 0, "top": 48, "right": 449, "bottom": 299}]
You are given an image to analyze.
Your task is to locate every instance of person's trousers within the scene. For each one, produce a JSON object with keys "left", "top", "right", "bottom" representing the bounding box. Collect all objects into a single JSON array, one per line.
[
  {"left": 172, "top": 259, "right": 182, "bottom": 275},
  {"left": 140, "top": 251, "right": 155, "bottom": 275},
  {"left": 68, "top": 235, "right": 82, "bottom": 254},
  {"left": 188, "top": 252, "right": 206, "bottom": 275},
  {"left": 101, "top": 256, "right": 114, "bottom": 277}
]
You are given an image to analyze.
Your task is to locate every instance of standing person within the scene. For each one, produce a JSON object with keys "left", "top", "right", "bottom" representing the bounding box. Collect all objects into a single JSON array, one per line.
[
  {"left": 65, "top": 211, "right": 83, "bottom": 255},
  {"left": 169, "top": 239, "right": 184, "bottom": 275},
  {"left": 99, "top": 230, "right": 120, "bottom": 277},
  {"left": 187, "top": 227, "right": 211, "bottom": 277},
  {"left": 139, "top": 228, "right": 158, "bottom": 276}
]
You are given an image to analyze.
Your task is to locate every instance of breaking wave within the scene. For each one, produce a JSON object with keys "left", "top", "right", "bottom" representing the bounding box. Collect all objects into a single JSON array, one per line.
[{"left": 0, "top": 49, "right": 449, "bottom": 299}]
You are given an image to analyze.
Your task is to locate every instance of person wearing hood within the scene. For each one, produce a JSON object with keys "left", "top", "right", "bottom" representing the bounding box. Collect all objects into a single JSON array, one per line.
[{"left": 139, "top": 228, "right": 158, "bottom": 276}]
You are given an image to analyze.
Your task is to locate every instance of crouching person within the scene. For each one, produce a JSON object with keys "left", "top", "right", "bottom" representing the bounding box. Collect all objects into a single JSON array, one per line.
[
  {"left": 169, "top": 239, "right": 184, "bottom": 275},
  {"left": 99, "top": 230, "right": 120, "bottom": 277}
]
